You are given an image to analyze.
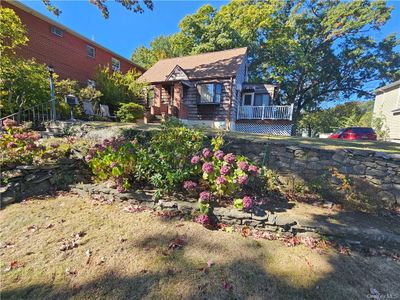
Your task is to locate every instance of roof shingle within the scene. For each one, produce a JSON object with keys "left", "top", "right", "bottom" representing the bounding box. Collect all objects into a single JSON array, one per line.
[{"left": 138, "top": 47, "right": 248, "bottom": 83}]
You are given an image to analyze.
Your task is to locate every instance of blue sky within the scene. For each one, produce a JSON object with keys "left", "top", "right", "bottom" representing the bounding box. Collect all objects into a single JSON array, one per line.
[
  {"left": 20, "top": 0, "right": 399, "bottom": 61},
  {"left": 21, "top": 0, "right": 228, "bottom": 59}
]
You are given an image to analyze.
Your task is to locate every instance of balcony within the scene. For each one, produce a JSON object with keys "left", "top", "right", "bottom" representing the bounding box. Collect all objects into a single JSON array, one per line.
[{"left": 237, "top": 104, "right": 294, "bottom": 121}]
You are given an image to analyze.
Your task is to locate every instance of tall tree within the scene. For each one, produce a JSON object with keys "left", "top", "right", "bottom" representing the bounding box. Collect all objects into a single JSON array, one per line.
[
  {"left": 132, "top": 0, "right": 400, "bottom": 120},
  {"left": 42, "top": 0, "right": 153, "bottom": 18}
]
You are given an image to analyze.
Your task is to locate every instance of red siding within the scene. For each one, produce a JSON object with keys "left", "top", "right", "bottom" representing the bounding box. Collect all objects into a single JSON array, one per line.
[{"left": 3, "top": 2, "right": 144, "bottom": 84}]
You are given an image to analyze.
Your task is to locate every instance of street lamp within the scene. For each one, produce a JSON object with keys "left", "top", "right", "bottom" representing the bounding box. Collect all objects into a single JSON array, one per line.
[{"left": 47, "top": 65, "right": 56, "bottom": 121}]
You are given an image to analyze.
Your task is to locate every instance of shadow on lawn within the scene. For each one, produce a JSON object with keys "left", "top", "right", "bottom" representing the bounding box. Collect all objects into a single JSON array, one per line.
[{"left": 3, "top": 231, "right": 400, "bottom": 299}]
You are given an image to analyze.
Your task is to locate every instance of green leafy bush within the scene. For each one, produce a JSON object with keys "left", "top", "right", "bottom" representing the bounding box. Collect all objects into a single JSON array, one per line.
[
  {"left": 116, "top": 103, "right": 144, "bottom": 122},
  {"left": 86, "top": 137, "right": 138, "bottom": 192}
]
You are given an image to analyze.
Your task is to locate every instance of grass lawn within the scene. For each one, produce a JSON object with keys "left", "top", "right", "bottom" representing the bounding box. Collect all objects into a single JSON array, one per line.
[
  {"left": 76, "top": 122, "right": 400, "bottom": 153},
  {"left": 207, "top": 129, "right": 400, "bottom": 154},
  {"left": 1, "top": 195, "right": 399, "bottom": 299}
]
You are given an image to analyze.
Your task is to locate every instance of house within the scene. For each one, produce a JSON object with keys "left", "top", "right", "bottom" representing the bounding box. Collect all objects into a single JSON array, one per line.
[
  {"left": 3, "top": 1, "right": 145, "bottom": 85},
  {"left": 138, "top": 47, "right": 294, "bottom": 135},
  {"left": 373, "top": 80, "right": 400, "bottom": 142}
]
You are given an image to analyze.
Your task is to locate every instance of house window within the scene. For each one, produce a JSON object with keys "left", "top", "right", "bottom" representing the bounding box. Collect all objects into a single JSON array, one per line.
[
  {"left": 51, "top": 26, "right": 63, "bottom": 37},
  {"left": 242, "top": 93, "right": 253, "bottom": 106},
  {"left": 197, "top": 83, "right": 222, "bottom": 104},
  {"left": 254, "top": 93, "right": 270, "bottom": 106},
  {"left": 111, "top": 57, "right": 120, "bottom": 71},
  {"left": 87, "top": 79, "right": 96, "bottom": 87},
  {"left": 87, "top": 45, "right": 95, "bottom": 58}
]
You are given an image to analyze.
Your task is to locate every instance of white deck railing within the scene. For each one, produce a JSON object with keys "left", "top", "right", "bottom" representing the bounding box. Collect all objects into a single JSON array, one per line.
[{"left": 237, "top": 104, "right": 294, "bottom": 120}]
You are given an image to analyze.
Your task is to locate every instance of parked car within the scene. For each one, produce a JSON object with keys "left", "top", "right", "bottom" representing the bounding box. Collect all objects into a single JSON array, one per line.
[{"left": 328, "top": 127, "right": 377, "bottom": 141}]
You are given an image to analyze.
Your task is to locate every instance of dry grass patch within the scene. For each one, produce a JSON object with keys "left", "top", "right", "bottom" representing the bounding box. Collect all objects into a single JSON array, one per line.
[{"left": 1, "top": 195, "right": 399, "bottom": 299}]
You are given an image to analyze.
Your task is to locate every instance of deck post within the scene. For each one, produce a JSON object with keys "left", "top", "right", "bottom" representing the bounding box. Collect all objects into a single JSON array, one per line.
[
  {"left": 290, "top": 103, "right": 294, "bottom": 121},
  {"left": 262, "top": 106, "right": 265, "bottom": 120}
]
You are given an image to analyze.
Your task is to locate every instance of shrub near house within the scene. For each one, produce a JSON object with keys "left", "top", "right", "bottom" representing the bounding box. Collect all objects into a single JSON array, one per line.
[{"left": 85, "top": 122, "right": 261, "bottom": 222}]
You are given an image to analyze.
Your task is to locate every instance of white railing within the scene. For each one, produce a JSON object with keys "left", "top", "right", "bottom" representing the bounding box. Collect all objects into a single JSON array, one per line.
[{"left": 237, "top": 104, "right": 294, "bottom": 120}]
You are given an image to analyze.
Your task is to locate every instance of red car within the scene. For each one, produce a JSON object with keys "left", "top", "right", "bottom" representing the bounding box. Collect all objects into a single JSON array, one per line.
[{"left": 328, "top": 127, "right": 377, "bottom": 141}]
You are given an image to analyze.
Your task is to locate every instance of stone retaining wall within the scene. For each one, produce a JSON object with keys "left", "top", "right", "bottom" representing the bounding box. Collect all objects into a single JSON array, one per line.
[
  {"left": 70, "top": 182, "right": 298, "bottom": 233},
  {"left": 222, "top": 136, "right": 400, "bottom": 209},
  {"left": 0, "top": 159, "right": 88, "bottom": 207}
]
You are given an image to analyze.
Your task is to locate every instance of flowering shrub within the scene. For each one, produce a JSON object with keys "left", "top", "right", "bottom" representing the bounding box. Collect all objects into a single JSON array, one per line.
[
  {"left": 86, "top": 137, "right": 138, "bottom": 192},
  {"left": 191, "top": 147, "right": 259, "bottom": 198},
  {"left": 86, "top": 122, "right": 204, "bottom": 196},
  {"left": 1, "top": 119, "right": 69, "bottom": 167}
]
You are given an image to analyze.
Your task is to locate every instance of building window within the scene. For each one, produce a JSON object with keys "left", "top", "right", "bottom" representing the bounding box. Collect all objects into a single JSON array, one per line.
[
  {"left": 111, "top": 57, "right": 120, "bottom": 71},
  {"left": 242, "top": 93, "right": 253, "bottom": 106},
  {"left": 51, "top": 26, "right": 63, "bottom": 37},
  {"left": 87, "top": 45, "right": 95, "bottom": 58},
  {"left": 87, "top": 79, "right": 96, "bottom": 87},
  {"left": 197, "top": 83, "right": 222, "bottom": 104},
  {"left": 254, "top": 93, "right": 270, "bottom": 106}
]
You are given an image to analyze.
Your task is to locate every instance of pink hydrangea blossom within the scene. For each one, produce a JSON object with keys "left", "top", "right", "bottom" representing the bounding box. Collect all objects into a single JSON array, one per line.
[
  {"left": 202, "top": 162, "right": 214, "bottom": 174},
  {"left": 196, "top": 214, "right": 210, "bottom": 225},
  {"left": 238, "top": 175, "right": 249, "bottom": 185},
  {"left": 7, "top": 142, "right": 17, "bottom": 148},
  {"left": 50, "top": 142, "right": 60, "bottom": 148},
  {"left": 25, "top": 143, "right": 37, "bottom": 151},
  {"left": 199, "top": 191, "right": 212, "bottom": 202},
  {"left": 183, "top": 180, "right": 197, "bottom": 191},
  {"left": 237, "top": 161, "right": 249, "bottom": 171},
  {"left": 223, "top": 153, "right": 236, "bottom": 164},
  {"left": 110, "top": 162, "right": 118, "bottom": 168},
  {"left": 220, "top": 165, "right": 231, "bottom": 175},
  {"left": 243, "top": 196, "right": 252, "bottom": 209},
  {"left": 214, "top": 150, "right": 225, "bottom": 160},
  {"left": 202, "top": 148, "right": 212, "bottom": 158},
  {"left": 116, "top": 185, "right": 125, "bottom": 193},
  {"left": 191, "top": 155, "right": 201, "bottom": 165},
  {"left": 216, "top": 176, "right": 227, "bottom": 185},
  {"left": 131, "top": 139, "right": 138, "bottom": 145},
  {"left": 248, "top": 165, "right": 258, "bottom": 175},
  {"left": 85, "top": 154, "right": 93, "bottom": 162},
  {"left": 3, "top": 118, "right": 17, "bottom": 128}
]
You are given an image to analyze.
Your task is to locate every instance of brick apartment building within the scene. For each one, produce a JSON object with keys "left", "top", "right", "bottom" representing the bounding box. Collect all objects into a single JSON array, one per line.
[{"left": 3, "top": 1, "right": 145, "bottom": 84}]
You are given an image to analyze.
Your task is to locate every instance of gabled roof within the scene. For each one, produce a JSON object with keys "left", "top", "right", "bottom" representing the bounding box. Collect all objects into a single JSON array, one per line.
[
  {"left": 374, "top": 80, "right": 400, "bottom": 94},
  {"left": 138, "top": 47, "right": 248, "bottom": 83},
  {"left": 165, "top": 65, "right": 189, "bottom": 81}
]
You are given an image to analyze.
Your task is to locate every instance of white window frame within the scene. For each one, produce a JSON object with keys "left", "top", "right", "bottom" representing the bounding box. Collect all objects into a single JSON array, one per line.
[
  {"left": 241, "top": 93, "right": 254, "bottom": 106},
  {"left": 51, "top": 26, "right": 63, "bottom": 37},
  {"left": 87, "top": 45, "right": 96, "bottom": 58},
  {"left": 111, "top": 57, "right": 121, "bottom": 71}
]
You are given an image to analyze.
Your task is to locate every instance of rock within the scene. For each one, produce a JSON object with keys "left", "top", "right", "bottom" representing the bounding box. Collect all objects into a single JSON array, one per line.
[
  {"left": 275, "top": 215, "right": 297, "bottom": 227},
  {"left": 322, "top": 201, "right": 334, "bottom": 209},
  {"left": 365, "top": 168, "right": 386, "bottom": 177},
  {"left": 377, "top": 191, "right": 396, "bottom": 206},
  {"left": 353, "top": 165, "right": 366, "bottom": 175},
  {"left": 16, "top": 165, "right": 38, "bottom": 170},
  {"left": 25, "top": 174, "right": 36, "bottom": 182},
  {"left": 32, "top": 174, "right": 52, "bottom": 184}
]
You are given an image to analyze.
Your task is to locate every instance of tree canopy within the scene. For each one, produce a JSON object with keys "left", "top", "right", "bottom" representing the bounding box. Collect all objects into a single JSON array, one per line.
[
  {"left": 42, "top": 0, "right": 153, "bottom": 18},
  {"left": 297, "top": 101, "right": 374, "bottom": 136},
  {"left": 132, "top": 0, "right": 400, "bottom": 117}
]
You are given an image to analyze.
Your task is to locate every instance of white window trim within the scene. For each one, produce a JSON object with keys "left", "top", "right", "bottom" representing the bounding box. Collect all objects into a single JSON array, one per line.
[
  {"left": 241, "top": 92, "right": 254, "bottom": 106},
  {"left": 87, "top": 45, "right": 95, "bottom": 58},
  {"left": 111, "top": 57, "right": 121, "bottom": 71}
]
